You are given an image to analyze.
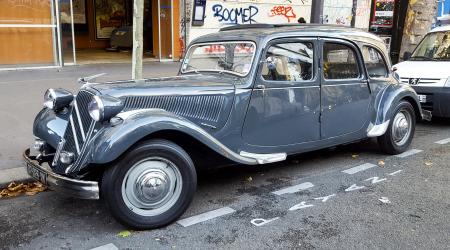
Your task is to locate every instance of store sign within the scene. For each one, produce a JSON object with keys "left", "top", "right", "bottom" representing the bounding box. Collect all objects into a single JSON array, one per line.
[{"left": 370, "top": 0, "right": 395, "bottom": 28}]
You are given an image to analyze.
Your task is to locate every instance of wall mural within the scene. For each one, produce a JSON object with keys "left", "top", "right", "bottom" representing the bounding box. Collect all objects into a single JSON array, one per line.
[{"left": 189, "top": 0, "right": 312, "bottom": 42}]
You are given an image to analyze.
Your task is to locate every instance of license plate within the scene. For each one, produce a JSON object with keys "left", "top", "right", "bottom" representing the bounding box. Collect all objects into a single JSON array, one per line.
[
  {"left": 418, "top": 94, "right": 427, "bottom": 103},
  {"left": 26, "top": 162, "right": 48, "bottom": 185}
]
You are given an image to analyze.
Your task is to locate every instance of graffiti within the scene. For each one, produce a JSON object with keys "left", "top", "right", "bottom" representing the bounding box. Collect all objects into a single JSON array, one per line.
[
  {"left": 269, "top": 5, "right": 297, "bottom": 22},
  {"left": 211, "top": 4, "right": 259, "bottom": 24}
]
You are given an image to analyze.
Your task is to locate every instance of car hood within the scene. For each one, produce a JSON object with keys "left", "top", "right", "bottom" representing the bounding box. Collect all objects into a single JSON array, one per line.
[
  {"left": 394, "top": 60, "right": 450, "bottom": 79},
  {"left": 85, "top": 74, "right": 238, "bottom": 97},
  {"left": 83, "top": 74, "right": 238, "bottom": 131}
]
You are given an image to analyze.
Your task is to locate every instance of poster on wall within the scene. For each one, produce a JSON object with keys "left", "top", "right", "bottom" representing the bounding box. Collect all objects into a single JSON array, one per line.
[
  {"left": 94, "top": 0, "right": 126, "bottom": 39},
  {"left": 73, "top": 0, "right": 86, "bottom": 24},
  {"left": 370, "top": 0, "right": 395, "bottom": 28}
]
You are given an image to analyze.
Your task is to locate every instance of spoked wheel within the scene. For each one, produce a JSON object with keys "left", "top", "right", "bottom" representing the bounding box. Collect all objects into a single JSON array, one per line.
[
  {"left": 102, "top": 139, "right": 196, "bottom": 229},
  {"left": 378, "top": 101, "right": 416, "bottom": 154}
]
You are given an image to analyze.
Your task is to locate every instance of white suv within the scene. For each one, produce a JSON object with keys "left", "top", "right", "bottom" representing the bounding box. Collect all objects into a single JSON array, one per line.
[{"left": 394, "top": 25, "right": 450, "bottom": 118}]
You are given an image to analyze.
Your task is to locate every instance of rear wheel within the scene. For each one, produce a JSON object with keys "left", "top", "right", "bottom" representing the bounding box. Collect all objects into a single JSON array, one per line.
[
  {"left": 101, "top": 139, "right": 197, "bottom": 229},
  {"left": 378, "top": 101, "right": 416, "bottom": 155}
]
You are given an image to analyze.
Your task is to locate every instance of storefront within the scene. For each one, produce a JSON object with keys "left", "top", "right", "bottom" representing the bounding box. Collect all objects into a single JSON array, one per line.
[{"left": 0, "top": 0, "right": 182, "bottom": 70}]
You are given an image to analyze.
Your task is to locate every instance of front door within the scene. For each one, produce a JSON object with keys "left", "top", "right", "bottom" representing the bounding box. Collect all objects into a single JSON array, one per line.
[
  {"left": 242, "top": 38, "right": 321, "bottom": 146},
  {"left": 320, "top": 39, "right": 371, "bottom": 139}
]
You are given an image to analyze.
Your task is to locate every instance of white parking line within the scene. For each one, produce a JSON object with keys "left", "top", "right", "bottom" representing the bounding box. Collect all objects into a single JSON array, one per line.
[
  {"left": 177, "top": 207, "right": 235, "bottom": 227},
  {"left": 90, "top": 243, "right": 118, "bottom": 250},
  {"left": 272, "top": 182, "right": 314, "bottom": 195},
  {"left": 435, "top": 138, "right": 450, "bottom": 145},
  {"left": 395, "top": 149, "right": 423, "bottom": 158},
  {"left": 342, "top": 163, "right": 377, "bottom": 175}
]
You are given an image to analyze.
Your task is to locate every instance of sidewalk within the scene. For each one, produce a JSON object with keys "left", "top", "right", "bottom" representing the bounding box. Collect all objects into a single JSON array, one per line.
[{"left": 0, "top": 62, "right": 180, "bottom": 187}]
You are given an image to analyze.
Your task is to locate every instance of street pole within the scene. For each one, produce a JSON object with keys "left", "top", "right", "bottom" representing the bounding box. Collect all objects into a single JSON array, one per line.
[
  {"left": 132, "top": 0, "right": 144, "bottom": 80},
  {"left": 310, "top": 0, "right": 324, "bottom": 24},
  {"left": 351, "top": 0, "right": 358, "bottom": 27}
]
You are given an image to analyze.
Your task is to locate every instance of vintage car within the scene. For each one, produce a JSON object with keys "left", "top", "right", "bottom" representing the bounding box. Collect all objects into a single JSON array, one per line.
[{"left": 25, "top": 24, "right": 426, "bottom": 229}]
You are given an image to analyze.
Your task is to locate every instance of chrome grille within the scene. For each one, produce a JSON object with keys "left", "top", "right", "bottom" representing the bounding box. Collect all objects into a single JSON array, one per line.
[
  {"left": 123, "top": 95, "right": 225, "bottom": 122},
  {"left": 400, "top": 77, "right": 442, "bottom": 85},
  {"left": 52, "top": 90, "right": 95, "bottom": 174}
]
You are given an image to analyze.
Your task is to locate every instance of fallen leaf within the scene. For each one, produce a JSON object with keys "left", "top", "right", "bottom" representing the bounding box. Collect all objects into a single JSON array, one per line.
[
  {"left": 117, "top": 230, "right": 131, "bottom": 238},
  {"left": 0, "top": 182, "right": 47, "bottom": 199},
  {"left": 351, "top": 154, "right": 359, "bottom": 159},
  {"left": 378, "top": 160, "right": 385, "bottom": 167},
  {"left": 424, "top": 161, "right": 433, "bottom": 167},
  {"left": 246, "top": 176, "right": 253, "bottom": 182}
]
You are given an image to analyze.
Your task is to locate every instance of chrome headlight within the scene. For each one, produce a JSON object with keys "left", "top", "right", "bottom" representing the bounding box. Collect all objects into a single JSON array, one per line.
[
  {"left": 88, "top": 95, "right": 123, "bottom": 122},
  {"left": 43, "top": 88, "right": 74, "bottom": 110}
]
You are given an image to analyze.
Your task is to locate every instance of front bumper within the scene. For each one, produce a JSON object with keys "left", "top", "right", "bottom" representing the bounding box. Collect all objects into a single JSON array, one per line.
[
  {"left": 412, "top": 86, "right": 450, "bottom": 118},
  {"left": 23, "top": 149, "right": 99, "bottom": 199}
]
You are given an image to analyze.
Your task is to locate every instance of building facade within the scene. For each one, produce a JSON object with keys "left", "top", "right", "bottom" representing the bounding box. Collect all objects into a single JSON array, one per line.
[{"left": 0, "top": 0, "right": 438, "bottom": 69}]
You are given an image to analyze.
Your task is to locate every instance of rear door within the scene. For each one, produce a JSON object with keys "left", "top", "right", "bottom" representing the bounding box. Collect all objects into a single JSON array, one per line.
[
  {"left": 242, "top": 38, "right": 321, "bottom": 146},
  {"left": 320, "top": 39, "right": 371, "bottom": 139}
]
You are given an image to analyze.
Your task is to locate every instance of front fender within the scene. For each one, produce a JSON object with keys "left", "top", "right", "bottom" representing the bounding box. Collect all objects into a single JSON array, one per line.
[
  {"left": 368, "top": 83, "right": 421, "bottom": 137},
  {"left": 84, "top": 109, "right": 259, "bottom": 166},
  {"left": 33, "top": 108, "right": 69, "bottom": 149}
]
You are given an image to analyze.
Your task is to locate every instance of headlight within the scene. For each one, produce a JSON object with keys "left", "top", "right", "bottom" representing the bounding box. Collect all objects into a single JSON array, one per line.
[
  {"left": 43, "top": 88, "right": 74, "bottom": 110},
  {"left": 88, "top": 95, "right": 123, "bottom": 122},
  {"left": 445, "top": 77, "right": 450, "bottom": 87}
]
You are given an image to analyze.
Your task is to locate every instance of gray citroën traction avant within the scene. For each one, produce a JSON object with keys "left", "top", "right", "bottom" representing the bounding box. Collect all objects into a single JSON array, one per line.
[{"left": 25, "top": 24, "right": 426, "bottom": 229}]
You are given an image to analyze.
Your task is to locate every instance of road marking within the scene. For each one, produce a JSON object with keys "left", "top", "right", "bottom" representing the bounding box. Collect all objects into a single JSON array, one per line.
[
  {"left": 251, "top": 217, "right": 280, "bottom": 227},
  {"left": 395, "top": 149, "right": 422, "bottom": 158},
  {"left": 288, "top": 201, "right": 314, "bottom": 211},
  {"left": 435, "top": 138, "right": 450, "bottom": 145},
  {"left": 314, "top": 194, "right": 336, "bottom": 202},
  {"left": 272, "top": 182, "right": 314, "bottom": 195},
  {"left": 177, "top": 207, "right": 235, "bottom": 227},
  {"left": 365, "top": 176, "right": 387, "bottom": 184},
  {"left": 90, "top": 243, "right": 118, "bottom": 250},
  {"left": 345, "top": 184, "right": 365, "bottom": 192},
  {"left": 388, "top": 170, "right": 403, "bottom": 176},
  {"left": 342, "top": 163, "right": 377, "bottom": 175},
  {"left": 379, "top": 197, "right": 391, "bottom": 204}
]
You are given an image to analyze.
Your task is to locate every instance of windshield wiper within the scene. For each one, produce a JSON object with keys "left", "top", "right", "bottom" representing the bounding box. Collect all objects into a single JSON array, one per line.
[{"left": 410, "top": 56, "right": 437, "bottom": 61}]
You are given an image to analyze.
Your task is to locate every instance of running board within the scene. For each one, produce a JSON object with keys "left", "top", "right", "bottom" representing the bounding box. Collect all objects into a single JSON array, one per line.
[{"left": 239, "top": 151, "right": 287, "bottom": 164}]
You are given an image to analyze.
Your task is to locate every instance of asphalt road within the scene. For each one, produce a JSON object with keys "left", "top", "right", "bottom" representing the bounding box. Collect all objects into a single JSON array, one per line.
[{"left": 1, "top": 120, "right": 449, "bottom": 250}]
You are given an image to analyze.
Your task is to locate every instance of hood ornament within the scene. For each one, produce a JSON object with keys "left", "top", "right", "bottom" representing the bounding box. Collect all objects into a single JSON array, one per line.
[{"left": 78, "top": 73, "right": 107, "bottom": 84}]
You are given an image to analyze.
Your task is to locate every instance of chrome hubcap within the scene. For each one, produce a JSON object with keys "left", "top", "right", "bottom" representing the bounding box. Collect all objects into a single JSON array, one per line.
[
  {"left": 121, "top": 157, "right": 182, "bottom": 216},
  {"left": 392, "top": 110, "right": 412, "bottom": 146}
]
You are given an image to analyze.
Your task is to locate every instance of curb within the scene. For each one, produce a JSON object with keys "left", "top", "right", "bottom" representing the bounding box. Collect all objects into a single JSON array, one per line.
[{"left": 0, "top": 167, "right": 33, "bottom": 188}]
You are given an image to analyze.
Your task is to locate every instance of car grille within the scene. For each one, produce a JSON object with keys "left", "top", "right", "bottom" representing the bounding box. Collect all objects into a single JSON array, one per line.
[
  {"left": 400, "top": 78, "right": 441, "bottom": 85},
  {"left": 52, "top": 90, "right": 95, "bottom": 174}
]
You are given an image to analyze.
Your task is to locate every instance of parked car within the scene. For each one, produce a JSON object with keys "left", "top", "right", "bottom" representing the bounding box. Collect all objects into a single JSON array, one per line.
[
  {"left": 25, "top": 24, "right": 426, "bottom": 229},
  {"left": 393, "top": 25, "right": 450, "bottom": 118}
]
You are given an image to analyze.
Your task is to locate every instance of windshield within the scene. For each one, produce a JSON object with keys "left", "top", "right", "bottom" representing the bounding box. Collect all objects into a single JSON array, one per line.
[
  {"left": 411, "top": 31, "right": 450, "bottom": 61},
  {"left": 181, "top": 42, "right": 256, "bottom": 76}
]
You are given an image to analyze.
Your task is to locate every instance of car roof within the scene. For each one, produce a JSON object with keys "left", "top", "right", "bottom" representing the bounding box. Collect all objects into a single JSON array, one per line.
[
  {"left": 430, "top": 25, "right": 450, "bottom": 33},
  {"left": 192, "top": 24, "right": 385, "bottom": 48}
]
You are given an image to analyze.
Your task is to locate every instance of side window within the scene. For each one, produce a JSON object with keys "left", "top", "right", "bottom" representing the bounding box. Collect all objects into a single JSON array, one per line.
[
  {"left": 323, "top": 43, "right": 360, "bottom": 80},
  {"left": 262, "top": 42, "right": 314, "bottom": 82},
  {"left": 362, "top": 46, "right": 389, "bottom": 78}
]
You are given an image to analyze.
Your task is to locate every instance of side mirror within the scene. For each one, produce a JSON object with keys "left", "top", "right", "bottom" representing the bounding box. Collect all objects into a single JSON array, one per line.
[{"left": 403, "top": 51, "right": 412, "bottom": 60}]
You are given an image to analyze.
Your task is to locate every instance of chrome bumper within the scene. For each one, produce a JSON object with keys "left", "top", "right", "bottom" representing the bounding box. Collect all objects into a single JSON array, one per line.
[{"left": 23, "top": 149, "right": 99, "bottom": 199}]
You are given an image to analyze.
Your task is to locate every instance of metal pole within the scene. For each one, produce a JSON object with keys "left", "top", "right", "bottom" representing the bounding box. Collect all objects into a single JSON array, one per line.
[
  {"left": 132, "top": 0, "right": 144, "bottom": 79},
  {"left": 310, "top": 0, "right": 324, "bottom": 24},
  {"left": 351, "top": 0, "right": 358, "bottom": 27}
]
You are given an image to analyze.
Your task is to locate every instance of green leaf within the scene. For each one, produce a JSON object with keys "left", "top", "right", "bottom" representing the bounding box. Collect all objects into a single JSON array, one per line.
[{"left": 117, "top": 230, "right": 131, "bottom": 238}]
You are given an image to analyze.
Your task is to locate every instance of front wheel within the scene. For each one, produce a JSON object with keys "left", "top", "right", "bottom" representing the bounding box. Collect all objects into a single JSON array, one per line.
[
  {"left": 101, "top": 139, "right": 197, "bottom": 229},
  {"left": 378, "top": 101, "right": 416, "bottom": 155}
]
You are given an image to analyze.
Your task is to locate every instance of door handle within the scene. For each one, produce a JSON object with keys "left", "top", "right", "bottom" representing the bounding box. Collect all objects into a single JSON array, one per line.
[{"left": 255, "top": 84, "right": 266, "bottom": 89}]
